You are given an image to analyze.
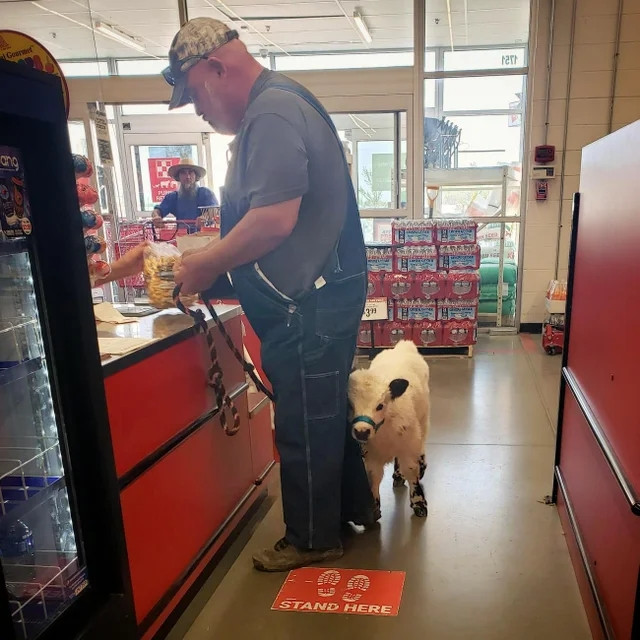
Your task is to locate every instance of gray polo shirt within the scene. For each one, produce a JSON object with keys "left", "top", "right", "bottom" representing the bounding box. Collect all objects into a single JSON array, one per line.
[{"left": 223, "top": 70, "right": 349, "bottom": 299}]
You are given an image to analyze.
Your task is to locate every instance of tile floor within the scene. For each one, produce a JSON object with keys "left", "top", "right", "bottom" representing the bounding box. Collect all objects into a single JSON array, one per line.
[{"left": 168, "top": 335, "right": 591, "bottom": 640}]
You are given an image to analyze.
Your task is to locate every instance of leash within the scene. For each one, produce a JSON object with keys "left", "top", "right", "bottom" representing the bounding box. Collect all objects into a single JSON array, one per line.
[{"left": 173, "top": 283, "right": 274, "bottom": 436}]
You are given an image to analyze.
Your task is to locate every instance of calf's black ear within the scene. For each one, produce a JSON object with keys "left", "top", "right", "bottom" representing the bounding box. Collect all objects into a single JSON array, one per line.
[{"left": 389, "top": 378, "right": 409, "bottom": 399}]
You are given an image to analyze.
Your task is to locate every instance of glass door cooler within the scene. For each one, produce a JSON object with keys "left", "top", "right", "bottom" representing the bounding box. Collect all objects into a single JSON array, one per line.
[
  {"left": 0, "top": 61, "right": 135, "bottom": 639},
  {"left": 0, "top": 244, "right": 85, "bottom": 638}
]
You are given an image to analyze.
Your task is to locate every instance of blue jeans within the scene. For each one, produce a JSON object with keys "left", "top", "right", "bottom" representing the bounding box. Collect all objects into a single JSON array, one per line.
[{"left": 231, "top": 266, "right": 375, "bottom": 549}]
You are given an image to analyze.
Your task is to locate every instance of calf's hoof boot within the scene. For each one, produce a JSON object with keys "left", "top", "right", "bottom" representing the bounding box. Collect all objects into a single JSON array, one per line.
[{"left": 412, "top": 503, "right": 428, "bottom": 518}]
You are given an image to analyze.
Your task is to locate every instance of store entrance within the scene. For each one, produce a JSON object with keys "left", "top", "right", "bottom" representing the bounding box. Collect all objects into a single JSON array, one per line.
[
  {"left": 112, "top": 105, "right": 233, "bottom": 221},
  {"left": 122, "top": 132, "right": 204, "bottom": 218}
]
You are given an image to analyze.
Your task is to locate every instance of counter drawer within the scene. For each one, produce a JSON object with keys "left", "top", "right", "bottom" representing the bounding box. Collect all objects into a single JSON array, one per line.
[
  {"left": 105, "top": 316, "right": 245, "bottom": 477},
  {"left": 120, "top": 390, "right": 253, "bottom": 623},
  {"left": 559, "top": 389, "right": 640, "bottom": 639}
]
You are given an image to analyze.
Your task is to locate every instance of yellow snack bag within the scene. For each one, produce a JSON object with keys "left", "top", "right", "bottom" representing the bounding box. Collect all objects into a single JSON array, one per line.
[{"left": 143, "top": 242, "right": 198, "bottom": 309}]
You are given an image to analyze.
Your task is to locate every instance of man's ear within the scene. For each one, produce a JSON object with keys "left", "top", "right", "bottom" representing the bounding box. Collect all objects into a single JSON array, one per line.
[
  {"left": 389, "top": 378, "right": 409, "bottom": 399},
  {"left": 206, "top": 56, "right": 225, "bottom": 76}
]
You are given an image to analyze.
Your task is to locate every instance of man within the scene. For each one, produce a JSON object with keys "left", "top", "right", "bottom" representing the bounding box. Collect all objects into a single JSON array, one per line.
[
  {"left": 166, "top": 18, "right": 376, "bottom": 572},
  {"left": 152, "top": 158, "right": 218, "bottom": 226}
]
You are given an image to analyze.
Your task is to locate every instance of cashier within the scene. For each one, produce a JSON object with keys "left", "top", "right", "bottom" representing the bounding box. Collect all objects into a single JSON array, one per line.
[{"left": 151, "top": 158, "right": 218, "bottom": 225}]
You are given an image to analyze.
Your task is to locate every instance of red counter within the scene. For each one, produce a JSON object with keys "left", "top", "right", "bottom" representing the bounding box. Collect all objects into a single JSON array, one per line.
[{"left": 99, "top": 305, "right": 275, "bottom": 638}]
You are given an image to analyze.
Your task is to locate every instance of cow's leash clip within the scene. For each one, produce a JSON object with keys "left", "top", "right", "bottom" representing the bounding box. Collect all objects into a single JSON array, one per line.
[{"left": 173, "top": 284, "right": 274, "bottom": 436}]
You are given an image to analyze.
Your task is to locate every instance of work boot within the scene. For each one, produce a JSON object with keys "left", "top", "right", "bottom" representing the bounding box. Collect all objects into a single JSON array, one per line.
[{"left": 252, "top": 537, "right": 343, "bottom": 572}]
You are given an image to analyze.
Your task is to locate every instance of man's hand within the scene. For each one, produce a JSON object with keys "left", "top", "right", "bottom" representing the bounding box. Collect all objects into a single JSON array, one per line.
[
  {"left": 152, "top": 211, "right": 165, "bottom": 228},
  {"left": 173, "top": 250, "right": 218, "bottom": 295}
]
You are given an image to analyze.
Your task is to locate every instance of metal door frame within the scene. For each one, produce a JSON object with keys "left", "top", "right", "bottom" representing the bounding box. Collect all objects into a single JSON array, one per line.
[{"left": 121, "top": 132, "right": 206, "bottom": 220}]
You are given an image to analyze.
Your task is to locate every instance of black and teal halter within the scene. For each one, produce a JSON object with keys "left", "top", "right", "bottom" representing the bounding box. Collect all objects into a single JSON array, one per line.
[{"left": 351, "top": 415, "right": 385, "bottom": 433}]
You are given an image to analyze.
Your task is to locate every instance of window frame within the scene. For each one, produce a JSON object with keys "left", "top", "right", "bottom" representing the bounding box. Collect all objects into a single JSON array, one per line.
[
  {"left": 422, "top": 44, "right": 529, "bottom": 218},
  {"left": 333, "top": 110, "right": 408, "bottom": 219},
  {"left": 271, "top": 48, "right": 414, "bottom": 72}
]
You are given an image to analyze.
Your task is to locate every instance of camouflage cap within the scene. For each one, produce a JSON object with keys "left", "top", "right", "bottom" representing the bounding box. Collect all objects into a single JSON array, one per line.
[{"left": 163, "top": 17, "right": 239, "bottom": 110}]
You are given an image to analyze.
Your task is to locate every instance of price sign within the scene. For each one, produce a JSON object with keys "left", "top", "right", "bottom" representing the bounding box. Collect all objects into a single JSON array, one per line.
[{"left": 362, "top": 297, "right": 387, "bottom": 321}]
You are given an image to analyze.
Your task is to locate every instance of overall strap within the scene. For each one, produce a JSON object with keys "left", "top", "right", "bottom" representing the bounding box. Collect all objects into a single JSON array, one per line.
[
  {"left": 267, "top": 83, "right": 349, "bottom": 172},
  {"left": 266, "top": 82, "right": 361, "bottom": 283}
]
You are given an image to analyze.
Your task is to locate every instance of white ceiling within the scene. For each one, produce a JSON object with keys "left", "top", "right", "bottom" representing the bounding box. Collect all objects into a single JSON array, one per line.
[{"left": 0, "top": 0, "right": 530, "bottom": 62}]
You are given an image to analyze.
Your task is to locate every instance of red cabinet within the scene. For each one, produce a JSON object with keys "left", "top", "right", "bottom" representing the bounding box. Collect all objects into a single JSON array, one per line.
[{"left": 555, "top": 122, "right": 640, "bottom": 639}]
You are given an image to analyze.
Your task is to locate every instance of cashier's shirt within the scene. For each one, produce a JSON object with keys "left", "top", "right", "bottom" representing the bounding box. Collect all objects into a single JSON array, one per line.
[
  {"left": 155, "top": 187, "right": 218, "bottom": 221},
  {"left": 222, "top": 69, "right": 352, "bottom": 300}
]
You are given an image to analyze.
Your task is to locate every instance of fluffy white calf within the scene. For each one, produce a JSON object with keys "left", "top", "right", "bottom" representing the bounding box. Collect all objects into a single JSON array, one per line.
[{"left": 348, "top": 340, "right": 430, "bottom": 518}]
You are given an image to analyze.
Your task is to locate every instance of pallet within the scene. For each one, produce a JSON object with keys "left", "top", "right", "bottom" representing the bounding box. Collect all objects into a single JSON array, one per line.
[{"left": 356, "top": 344, "right": 474, "bottom": 359}]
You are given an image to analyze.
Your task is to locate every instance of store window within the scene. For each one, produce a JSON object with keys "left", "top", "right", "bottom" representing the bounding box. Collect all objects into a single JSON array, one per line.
[
  {"left": 116, "top": 59, "right": 167, "bottom": 76},
  {"left": 274, "top": 51, "right": 412, "bottom": 71},
  {"left": 425, "top": 1, "right": 529, "bottom": 58},
  {"left": 186, "top": 1, "right": 412, "bottom": 72},
  {"left": 120, "top": 103, "right": 196, "bottom": 116},
  {"left": 116, "top": 58, "right": 267, "bottom": 76},
  {"left": 330, "top": 112, "right": 407, "bottom": 213},
  {"left": 442, "top": 75, "right": 525, "bottom": 112},
  {"left": 68, "top": 121, "right": 110, "bottom": 213},
  {"left": 330, "top": 111, "right": 406, "bottom": 246},
  {"left": 60, "top": 61, "right": 110, "bottom": 77},
  {"left": 444, "top": 48, "right": 527, "bottom": 72},
  {"left": 447, "top": 114, "right": 523, "bottom": 168},
  {"left": 423, "top": 1, "right": 529, "bottom": 328},
  {"left": 67, "top": 122, "right": 88, "bottom": 156}
]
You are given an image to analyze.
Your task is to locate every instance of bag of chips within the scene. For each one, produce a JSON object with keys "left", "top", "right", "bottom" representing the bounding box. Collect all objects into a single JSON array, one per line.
[{"left": 143, "top": 243, "right": 197, "bottom": 309}]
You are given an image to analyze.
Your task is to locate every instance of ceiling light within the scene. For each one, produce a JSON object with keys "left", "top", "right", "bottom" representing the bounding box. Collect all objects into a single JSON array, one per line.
[
  {"left": 94, "top": 22, "right": 146, "bottom": 53},
  {"left": 353, "top": 10, "right": 372, "bottom": 44}
]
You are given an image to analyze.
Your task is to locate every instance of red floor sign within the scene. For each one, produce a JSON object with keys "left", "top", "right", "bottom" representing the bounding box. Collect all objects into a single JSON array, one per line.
[{"left": 272, "top": 567, "right": 406, "bottom": 617}]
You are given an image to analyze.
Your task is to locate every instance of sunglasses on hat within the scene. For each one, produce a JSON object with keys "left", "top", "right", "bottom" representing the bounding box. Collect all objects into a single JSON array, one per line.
[{"left": 162, "top": 29, "right": 239, "bottom": 88}]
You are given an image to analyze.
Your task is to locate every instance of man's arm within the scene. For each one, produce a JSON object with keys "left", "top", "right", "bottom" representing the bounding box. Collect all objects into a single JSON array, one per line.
[
  {"left": 152, "top": 192, "right": 174, "bottom": 221},
  {"left": 196, "top": 197, "right": 300, "bottom": 272},
  {"left": 175, "top": 112, "right": 307, "bottom": 293}
]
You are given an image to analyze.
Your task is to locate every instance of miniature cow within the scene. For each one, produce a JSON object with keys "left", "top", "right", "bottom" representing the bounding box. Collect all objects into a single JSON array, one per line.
[{"left": 348, "top": 340, "right": 430, "bottom": 519}]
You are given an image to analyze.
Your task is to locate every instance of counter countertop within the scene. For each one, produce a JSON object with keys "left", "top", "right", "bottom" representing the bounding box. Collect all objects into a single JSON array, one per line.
[{"left": 99, "top": 303, "right": 242, "bottom": 377}]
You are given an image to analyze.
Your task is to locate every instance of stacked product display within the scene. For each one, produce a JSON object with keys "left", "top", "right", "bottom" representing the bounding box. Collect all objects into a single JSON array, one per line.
[
  {"left": 72, "top": 154, "right": 109, "bottom": 286},
  {"left": 542, "top": 279, "right": 566, "bottom": 355},
  {"left": 359, "top": 219, "right": 479, "bottom": 352}
]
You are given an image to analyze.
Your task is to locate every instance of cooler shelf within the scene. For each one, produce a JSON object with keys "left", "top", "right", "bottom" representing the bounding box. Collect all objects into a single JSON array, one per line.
[
  {"left": 0, "top": 441, "right": 62, "bottom": 518},
  {"left": 0, "top": 358, "right": 42, "bottom": 389},
  {"left": 6, "top": 551, "right": 81, "bottom": 640}
]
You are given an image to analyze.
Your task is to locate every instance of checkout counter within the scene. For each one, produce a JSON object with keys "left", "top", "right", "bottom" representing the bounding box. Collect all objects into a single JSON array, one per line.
[{"left": 97, "top": 304, "right": 274, "bottom": 638}]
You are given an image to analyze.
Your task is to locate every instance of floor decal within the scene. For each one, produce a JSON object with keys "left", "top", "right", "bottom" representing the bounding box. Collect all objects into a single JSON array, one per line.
[{"left": 272, "top": 567, "right": 405, "bottom": 616}]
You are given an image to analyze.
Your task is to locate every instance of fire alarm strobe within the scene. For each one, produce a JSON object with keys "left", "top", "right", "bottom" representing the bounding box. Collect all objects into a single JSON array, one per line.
[{"left": 535, "top": 144, "right": 555, "bottom": 164}]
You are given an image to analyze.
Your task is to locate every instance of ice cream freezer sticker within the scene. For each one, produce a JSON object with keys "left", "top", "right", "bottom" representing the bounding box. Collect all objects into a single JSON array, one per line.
[
  {"left": 272, "top": 567, "right": 406, "bottom": 617},
  {"left": 0, "top": 146, "right": 31, "bottom": 237}
]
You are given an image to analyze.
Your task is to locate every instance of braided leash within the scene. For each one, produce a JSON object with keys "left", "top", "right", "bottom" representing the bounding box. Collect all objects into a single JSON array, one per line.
[{"left": 173, "top": 284, "right": 274, "bottom": 436}]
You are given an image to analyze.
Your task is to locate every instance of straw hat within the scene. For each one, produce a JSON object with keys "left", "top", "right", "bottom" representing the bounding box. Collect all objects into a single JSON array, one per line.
[{"left": 168, "top": 158, "right": 206, "bottom": 180}]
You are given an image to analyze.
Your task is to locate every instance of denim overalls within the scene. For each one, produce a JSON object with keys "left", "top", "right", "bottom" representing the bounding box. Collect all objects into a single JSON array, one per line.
[{"left": 220, "top": 81, "right": 375, "bottom": 549}]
